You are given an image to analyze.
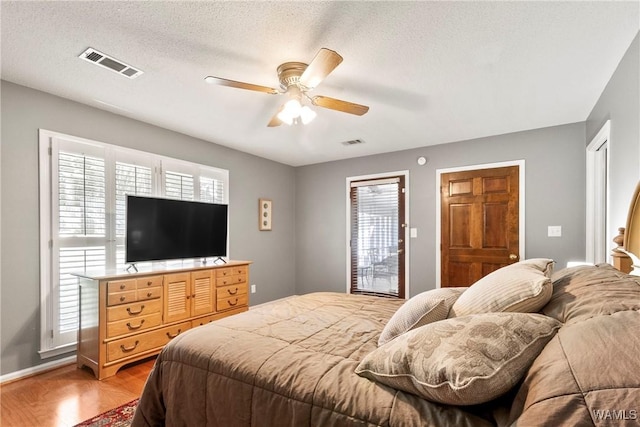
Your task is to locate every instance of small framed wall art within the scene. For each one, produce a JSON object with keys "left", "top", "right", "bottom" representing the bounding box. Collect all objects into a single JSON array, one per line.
[{"left": 259, "top": 198, "right": 272, "bottom": 231}]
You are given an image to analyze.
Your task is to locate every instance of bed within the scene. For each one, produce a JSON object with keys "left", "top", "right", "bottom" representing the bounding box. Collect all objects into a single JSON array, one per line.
[{"left": 132, "top": 184, "right": 640, "bottom": 427}]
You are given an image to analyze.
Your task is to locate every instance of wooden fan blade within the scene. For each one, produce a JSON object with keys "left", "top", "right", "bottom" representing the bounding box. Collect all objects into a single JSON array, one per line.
[
  {"left": 311, "top": 96, "right": 369, "bottom": 116},
  {"left": 204, "top": 76, "right": 279, "bottom": 95},
  {"left": 267, "top": 106, "right": 284, "bottom": 127},
  {"left": 299, "top": 48, "right": 343, "bottom": 89}
]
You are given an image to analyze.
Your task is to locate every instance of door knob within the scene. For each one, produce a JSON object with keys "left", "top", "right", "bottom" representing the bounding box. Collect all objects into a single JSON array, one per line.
[{"left": 509, "top": 254, "right": 518, "bottom": 261}]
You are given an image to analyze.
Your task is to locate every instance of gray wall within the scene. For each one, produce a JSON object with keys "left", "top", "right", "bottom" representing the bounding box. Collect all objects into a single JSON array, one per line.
[
  {"left": 295, "top": 123, "right": 587, "bottom": 296},
  {"left": 587, "top": 32, "right": 640, "bottom": 234},
  {"left": 0, "top": 81, "right": 296, "bottom": 375}
]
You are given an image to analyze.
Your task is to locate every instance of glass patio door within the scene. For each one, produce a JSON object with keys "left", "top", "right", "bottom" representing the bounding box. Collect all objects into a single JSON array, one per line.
[{"left": 349, "top": 175, "right": 405, "bottom": 298}]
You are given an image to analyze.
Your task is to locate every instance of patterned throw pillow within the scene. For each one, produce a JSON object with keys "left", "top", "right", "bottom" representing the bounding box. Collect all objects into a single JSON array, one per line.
[
  {"left": 378, "top": 288, "right": 466, "bottom": 346},
  {"left": 356, "top": 312, "right": 561, "bottom": 405},
  {"left": 449, "top": 258, "right": 554, "bottom": 317}
]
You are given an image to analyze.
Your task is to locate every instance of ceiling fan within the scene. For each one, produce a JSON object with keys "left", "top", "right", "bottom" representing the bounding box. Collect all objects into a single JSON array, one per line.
[{"left": 204, "top": 48, "right": 369, "bottom": 127}]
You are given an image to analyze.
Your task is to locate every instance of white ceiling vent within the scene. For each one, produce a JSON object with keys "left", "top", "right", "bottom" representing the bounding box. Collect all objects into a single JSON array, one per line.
[
  {"left": 342, "top": 139, "right": 365, "bottom": 146},
  {"left": 79, "top": 48, "right": 143, "bottom": 79}
]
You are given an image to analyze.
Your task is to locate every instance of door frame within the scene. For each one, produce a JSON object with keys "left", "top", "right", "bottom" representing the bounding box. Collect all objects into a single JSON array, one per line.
[
  {"left": 585, "top": 120, "right": 610, "bottom": 264},
  {"left": 435, "top": 160, "right": 525, "bottom": 288},
  {"left": 346, "top": 170, "right": 410, "bottom": 299}
]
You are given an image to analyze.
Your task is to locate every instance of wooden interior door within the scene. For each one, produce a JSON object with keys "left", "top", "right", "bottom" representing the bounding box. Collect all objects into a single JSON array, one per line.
[{"left": 441, "top": 166, "right": 519, "bottom": 287}]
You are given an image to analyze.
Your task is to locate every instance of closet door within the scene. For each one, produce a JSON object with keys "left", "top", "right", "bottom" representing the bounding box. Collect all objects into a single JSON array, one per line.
[{"left": 441, "top": 166, "right": 520, "bottom": 287}]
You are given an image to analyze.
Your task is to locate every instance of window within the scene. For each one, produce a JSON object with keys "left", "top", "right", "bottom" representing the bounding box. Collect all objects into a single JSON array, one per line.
[
  {"left": 348, "top": 173, "right": 408, "bottom": 299},
  {"left": 39, "top": 130, "right": 228, "bottom": 358}
]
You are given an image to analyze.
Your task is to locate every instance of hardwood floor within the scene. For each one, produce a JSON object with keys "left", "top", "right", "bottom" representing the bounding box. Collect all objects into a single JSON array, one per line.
[{"left": 0, "top": 357, "right": 155, "bottom": 427}]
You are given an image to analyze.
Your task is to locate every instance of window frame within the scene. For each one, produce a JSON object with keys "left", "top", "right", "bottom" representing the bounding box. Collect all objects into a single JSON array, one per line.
[{"left": 38, "top": 129, "right": 229, "bottom": 358}]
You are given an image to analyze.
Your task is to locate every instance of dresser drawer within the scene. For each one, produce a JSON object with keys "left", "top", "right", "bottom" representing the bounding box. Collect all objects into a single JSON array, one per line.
[
  {"left": 106, "top": 299, "right": 162, "bottom": 322},
  {"left": 192, "top": 314, "right": 217, "bottom": 328},
  {"left": 106, "top": 322, "right": 190, "bottom": 362},
  {"left": 107, "top": 279, "right": 136, "bottom": 294},
  {"left": 215, "top": 274, "right": 246, "bottom": 287},
  {"left": 217, "top": 293, "right": 248, "bottom": 311},
  {"left": 215, "top": 266, "right": 248, "bottom": 278},
  {"left": 136, "top": 286, "right": 162, "bottom": 301},
  {"left": 107, "top": 290, "right": 137, "bottom": 306},
  {"left": 217, "top": 282, "right": 248, "bottom": 299},
  {"left": 106, "top": 313, "right": 162, "bottom": 338},
  {"left": 136, "top": 276, "right": 163, "bottom": 289}
]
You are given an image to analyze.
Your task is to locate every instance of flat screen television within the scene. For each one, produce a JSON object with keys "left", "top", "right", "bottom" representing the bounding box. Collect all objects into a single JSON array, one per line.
[{"left": 125, "top": 195, "right": 228, "bottom": 264}]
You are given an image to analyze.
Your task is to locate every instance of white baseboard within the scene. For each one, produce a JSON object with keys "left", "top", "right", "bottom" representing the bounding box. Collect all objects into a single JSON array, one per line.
[{"left": 0, "top": 355, "right": 76, "bottom": 384}]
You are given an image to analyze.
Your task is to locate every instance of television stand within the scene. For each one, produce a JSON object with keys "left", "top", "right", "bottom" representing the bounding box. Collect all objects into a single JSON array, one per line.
[{"left": 74, "top": 260, "right": 251, "bottom": 379}]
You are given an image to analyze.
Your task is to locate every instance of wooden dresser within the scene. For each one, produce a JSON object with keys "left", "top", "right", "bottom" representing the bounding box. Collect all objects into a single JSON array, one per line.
[{"left": 75, "top": 260, "right": 251, "bottom": 379}]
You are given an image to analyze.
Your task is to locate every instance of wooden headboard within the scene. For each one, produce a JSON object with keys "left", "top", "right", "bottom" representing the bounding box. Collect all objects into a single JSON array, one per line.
[{"left": 617, "top": 181, "right": 640, "bottom": 275}]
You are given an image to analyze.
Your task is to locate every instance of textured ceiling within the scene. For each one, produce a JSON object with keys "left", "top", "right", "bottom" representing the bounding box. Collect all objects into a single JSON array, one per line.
[{"left": 2, "top": 1, "right": 639, "bottom": 166}]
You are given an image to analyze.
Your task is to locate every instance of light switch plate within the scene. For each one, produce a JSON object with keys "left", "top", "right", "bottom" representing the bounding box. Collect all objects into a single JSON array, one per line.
[
  {"left": 548, "top": 226, "right": 562, "bottom": 237},
  {"left": 410, "top": 228, "right": 418, "bottom": 238}
]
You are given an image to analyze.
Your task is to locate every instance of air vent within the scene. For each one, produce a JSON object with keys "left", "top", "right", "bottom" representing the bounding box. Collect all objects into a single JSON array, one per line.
[
  {"left": 342, "top": 139, "right": 365, "bottom": 146},
  {"left": 79, "top": 48, "right": 143, "bottom": 79}
]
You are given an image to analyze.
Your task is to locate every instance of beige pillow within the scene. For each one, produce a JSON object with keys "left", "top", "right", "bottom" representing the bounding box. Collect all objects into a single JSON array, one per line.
[
  {"left": 378, "top": 288, "right": 466, "bottom": 346},
  {"left": 356, "top": 312, "right": 561, "bottom": 405},
  {"left": 449, "top": 258, "right": 554, "bottom": 317}
]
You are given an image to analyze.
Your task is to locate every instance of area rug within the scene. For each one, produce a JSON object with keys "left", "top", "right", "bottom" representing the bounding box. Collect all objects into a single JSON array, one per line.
[{"left": 74, "top": 398, "right": 139, "bottom": 427}]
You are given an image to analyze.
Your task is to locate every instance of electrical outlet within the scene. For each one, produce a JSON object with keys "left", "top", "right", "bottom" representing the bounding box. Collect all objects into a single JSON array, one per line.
[
  {"left": 548, "top": 226, "right": 562, "bottom": 237},
  {"left": 251, "top": 284, "right": 256, "bottom": 294}
]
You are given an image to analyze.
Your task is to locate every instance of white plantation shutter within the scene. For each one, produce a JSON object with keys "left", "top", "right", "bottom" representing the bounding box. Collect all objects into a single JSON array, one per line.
[
  {"left": 165, "top": 170, "right": 194, "bottom": 200},
  {"left": 115, "top": 162, "right": 153, "bottom": 266},
  {"left": 55, "top": 149, "right": 107, "bottom": 342},
  {"left": 39, "top": 130, "right": 229, "bottom": 357},
  {"left": 58, "top": 152, "right": 106, "bottom": 236},
  {"left": 164, "top": 162, "right": 227, "bottom": 203},
  {"left": 58, "top": 247, "right": 105, "bottom": 332},
  {"left": 200, "top": 176, "right": 225, "bottom": 204}
]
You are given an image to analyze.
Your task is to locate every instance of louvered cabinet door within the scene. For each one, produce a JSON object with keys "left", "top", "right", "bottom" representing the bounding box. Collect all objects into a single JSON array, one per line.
[
  {"left": 163, "top": 272, "right": 191, "bottom": 323},
  {"left": 191, "top": 270, "right": 215, "bottom": 317}
]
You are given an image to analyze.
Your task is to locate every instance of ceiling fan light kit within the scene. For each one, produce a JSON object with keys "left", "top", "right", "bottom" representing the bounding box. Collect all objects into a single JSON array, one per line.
[{"left": 204, "top": 48, "right": 369, "bottom": 127}]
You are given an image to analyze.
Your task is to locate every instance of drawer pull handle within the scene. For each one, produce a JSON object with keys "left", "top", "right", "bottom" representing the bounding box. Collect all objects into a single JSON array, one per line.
[
  {"left": 166, "top": 329, "right": 182, "bottom": 339},
  {"left": 146, "top": 292, "right": 153, "bottom": 298},
  {"left": 228, "top": 298, "right": 238, "bottom": 307},
  {"left": 120, "top": 341, "right": 139, "bottom": 353},
  {"left": 127, "top": 320, "right": 145, "bottom": 330},
  {"left": 120, "top": 296, "right": 126, "bottom": 302},
  {"left": 126, "top": 305, "right": 145, "bottom": 315},
  {"left": 120, "top": 284, "right": 126, "bottom": 290},
  {"left": 227, "top": 288, "right": 238, "bottom": 295},
  {"left": 147, "top": 281, "right": 153, "bottom": 286}
]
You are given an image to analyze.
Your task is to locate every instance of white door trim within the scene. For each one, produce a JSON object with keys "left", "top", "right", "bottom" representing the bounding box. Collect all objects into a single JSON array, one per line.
[
  {"left": 435, "top": 160, "right": 526, "bottom": 288},
  {"left": 346, "top": 170, "right": 410, "bottom": 299},
  {"left": 586, "top": 120, "right": 611, "bottom": 264}
]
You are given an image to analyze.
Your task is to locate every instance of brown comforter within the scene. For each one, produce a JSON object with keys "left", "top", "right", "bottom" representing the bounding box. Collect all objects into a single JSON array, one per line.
[
  {"left": 132, "top": 292, "right": 499, "bottom": 426},
  {"left": 133, "top": 265, "right": 640, "bottom": 426}
]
